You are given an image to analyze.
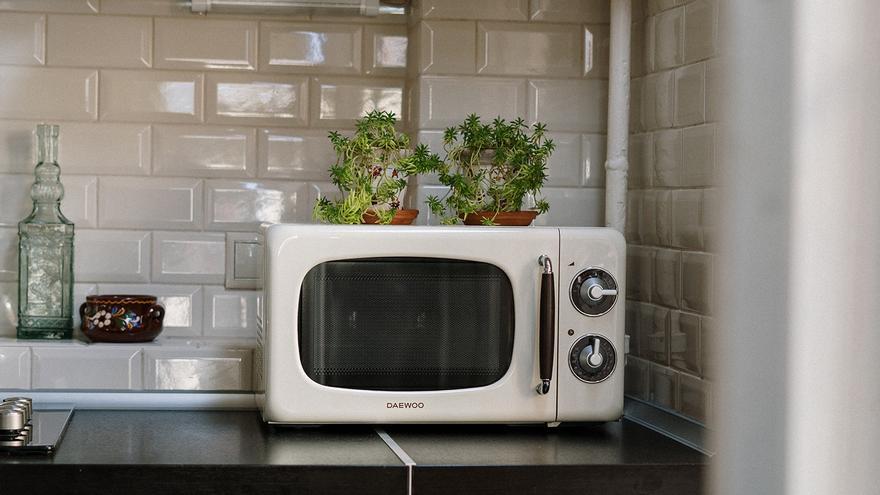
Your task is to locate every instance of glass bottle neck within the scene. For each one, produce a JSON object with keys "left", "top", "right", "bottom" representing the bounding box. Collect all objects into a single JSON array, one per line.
[
  {"left": 37, "top": 125, "right": 58, "bottom": 165},
  {"left": 26, "top": 124, "right": 70, "bottom": 225}
]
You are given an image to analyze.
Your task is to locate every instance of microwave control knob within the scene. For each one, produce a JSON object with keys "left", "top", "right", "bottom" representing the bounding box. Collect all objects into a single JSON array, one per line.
[
  {"left": 585, "top": 284, "right": 617, "bottom": 302},
  {"left": 579, "top": 337, "right": 605, "bottom": 368},
  {"left": 569, "top": 335, "right": 616, "bottom": 383},
  {"left": 570, "top": 268, "right": 618, "bottom": 316}
]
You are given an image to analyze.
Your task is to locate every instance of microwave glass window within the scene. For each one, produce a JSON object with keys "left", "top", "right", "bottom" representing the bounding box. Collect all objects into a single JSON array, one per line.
[{"left": 299, "top": 257, "right": 515, "bottom": 391}]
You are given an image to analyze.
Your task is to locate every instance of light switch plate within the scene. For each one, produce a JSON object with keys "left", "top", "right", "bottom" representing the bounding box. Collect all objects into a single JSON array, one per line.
[{"left": 225, "top": 232, "right": 263, "bottom": 290}]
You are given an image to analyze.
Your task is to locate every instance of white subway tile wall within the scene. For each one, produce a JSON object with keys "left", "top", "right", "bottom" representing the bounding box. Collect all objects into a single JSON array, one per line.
[
  {"left": 583, "top": 24, "right": 610, "bottom": 78},
  {"left": 642, "top": 70, "right": 675, "bottom": 130},
  {"left": 527, "top": 79, "right": 608, "bottom": 132},
  {"left": 678, "top": 371, "right": 710, "bottom": 423},
  {"left": 59, "top": 175, "right": 98, "bottom": 228},
  {"left": 477, "top": 22, "right": 582, "bottom": 77},
  {"left": 681, "top": 123, "right": 715, "bottom": 186},
  {"left": 0, "top": 339, "right": 255, "bottom": 391},
  {"left": 0, "top": 1, "right": 98, "bottom": 14},
  {"left": 0, "top": 175, "right": 33, "bottom": 226},
  {"left": 0, "top": 346, "right": 31, "bottom": 389},
  {"left": 650, "top": 361, "right": 678, "bottom": 410},
  {"left": 653, "top": 6, "right": 684, "bottom": 70},
  {"left": 152, "top": 125, "right": 257, "bottom": 178},
  {"left": 417, "top": 76, "right": 527, "bottom": 129},
  {"left": 627, "top": 0, "right": 718, "bottom": 425},
  {"left": 47, "top": 15, "right": 152, "bottom": 68},
  {"left": 416, "top": 0, "right": 530, "bottom": 21},
  {"left": 205, "top": 179, "right": 309, "bottom": 230},
  {"left": 0, "top": 229, "right": 16, "bottom": 282},
  {"left": 32, "top": 346, "right": 143, "bottom": 390},
  {"left": 529, "top": 0, "right": 609, "bottom": 24},
  {"left": 151, "top": 231, "right": 226, "bottom": 284},
  {"left": 0, "top": 67, "right": 97, "bottom": 121},
  {"left": 671, "top": 310, "right": 701, "bottom": 375},
  {"left": 653, "top": 128, "right": 681, "bottom": 186},
  {"left": 531, "top": 187, "right": 604, "bottom": 227},
  {"left": 206, "top": 73, "right": 309, "bottom": 126},
  {"left": 409, "top": 2, "right": 610, "bottom": 228},
  {"left": 260, "top": 22, "right": 362, "bottom": 74},
  {"left": 155, "top": 18, "right": 257, "bottom": 71},
  {"left": 544, "top": 132, "right": 583, "bottom": 187},
  {"left": 0, "top": 13, "right": 45, "bottom": 65},
  {"left": 683, "top": 0, "right": 718, "bottom": 64},
  {"left": 203, "top": 286, "right": 258, "bottom": 338},
  {"left": 98, "top": 177, "right": 203, "bottom": 230},
  {"left": 74, "top": 230, "right": 151, "bottom": 283},
  {"left": 363, "top": 25, "right": 407, "bottom": 75},
  {"left": 0, "top": 283, "right": 16, "bottom": 337},
  {"left": 257, "top": 128, "right": 337, "bottom": 180},
  {"left": 144, "top": 347, "right": 253, "bottom": 391},
  {"left": 0, "top": 121, "right": 35, "bottom": 173},
  {"left": 0, "top": 336, "right": 253, "bottom": 392},
  {"left": 0, "top": 1, "right": 624, "bottom": 394},
  {"left": 674, "top": 62, "right": 705, "bottom": 127},
  {"left": 417, "top": 21, "right": 476, "bottom": 75},
  {"left": 61, "top": 123, "right": 152, "bottom": 176},
  {"left": 310, "top": 76, "right": 403, "bottom": 126},
  {"left": 100, "top": 70, "right": 203, "bottom": 123}
]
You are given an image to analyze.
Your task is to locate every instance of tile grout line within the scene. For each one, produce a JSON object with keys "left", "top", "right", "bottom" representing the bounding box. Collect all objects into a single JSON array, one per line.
[{"left": 375, "top": 428, "right": 415, "bottom": 495}]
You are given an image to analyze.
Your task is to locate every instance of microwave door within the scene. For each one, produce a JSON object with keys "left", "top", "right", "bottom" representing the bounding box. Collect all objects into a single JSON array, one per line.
[
  {"left": 298, "top": 257, "right": 516, "bottom": 392},
  {"left": 262, "top": 224, "right": 565, "bottom": 424}
]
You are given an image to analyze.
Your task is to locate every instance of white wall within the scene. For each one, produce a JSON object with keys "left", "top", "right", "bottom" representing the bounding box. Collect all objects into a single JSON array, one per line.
[
  {"left": 0, "top": 1, "right": 410, "bottom": 342},
  {"left": 0, "top": 0, "right": 613, "bottom": 392},
  {"left": 624, "top": 0, "right": 719, "bottom": 426},
  {"left": 715, "top": 0, "right": 880, "bottom": 494},
  {"left": 407, "top": 0, "right": 611, "bottom": 227}
]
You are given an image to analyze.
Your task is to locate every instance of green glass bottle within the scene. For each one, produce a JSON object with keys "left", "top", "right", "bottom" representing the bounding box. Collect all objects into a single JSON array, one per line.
[{"left": 17, "top": 124, "right": 74, "bottom": 339}]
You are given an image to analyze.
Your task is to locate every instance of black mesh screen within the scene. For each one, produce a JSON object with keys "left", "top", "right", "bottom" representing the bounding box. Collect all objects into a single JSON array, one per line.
[{"left": 299, "top": 257, "right": 515, "bottom": 391}]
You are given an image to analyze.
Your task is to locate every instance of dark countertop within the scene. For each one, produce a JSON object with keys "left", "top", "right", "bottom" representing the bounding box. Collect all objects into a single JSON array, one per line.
[{"left": 0, "top": 411, "right": 706, "bottom": 495}]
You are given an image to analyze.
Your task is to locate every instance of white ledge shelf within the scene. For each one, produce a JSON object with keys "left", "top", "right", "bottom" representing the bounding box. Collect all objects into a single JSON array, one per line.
[{"left": 0, "top": 337, "right": 256, "bottom": 396}]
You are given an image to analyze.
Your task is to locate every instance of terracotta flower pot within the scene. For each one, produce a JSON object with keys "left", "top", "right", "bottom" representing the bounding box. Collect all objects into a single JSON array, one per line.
[
  {"left": 80, "top": 295, "right": 165, "bottom": 343},
  {"left": 462, "top": 210, "right": 538, "bottom": 226},
  {"left": 362, "top": 208, "right": 419, "bottom": 225}
]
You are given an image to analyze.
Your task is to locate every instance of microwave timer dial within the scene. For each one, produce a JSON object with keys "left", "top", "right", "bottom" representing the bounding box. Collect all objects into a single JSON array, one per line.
[
  {"left": 569, "top": 335, "right": 616, "bottom": 383},
  {"left": 570, "top": 268, "right": 618, "bottom": 316}
]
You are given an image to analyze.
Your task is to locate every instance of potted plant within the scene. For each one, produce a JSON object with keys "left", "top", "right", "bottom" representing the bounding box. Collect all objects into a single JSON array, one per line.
[
  {"left": 313, "top": 110, "right": 442, "bottom": 225},
  {"left": 426, "top": 114, "right": 554, "bottom": 226}
]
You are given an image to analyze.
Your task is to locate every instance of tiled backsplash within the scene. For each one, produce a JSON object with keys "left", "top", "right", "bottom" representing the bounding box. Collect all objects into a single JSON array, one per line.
[
  {"left": 0, "top": 1, "right": 410, "bottom": 348},
  {"left": 0, "top": 0, "right": 613, "bottom": 347},
  {"left": 624, "top": 0, "right": 719, "bottom": 426},
  {"left": 407, "top": 0, "right": 611, "bottom": 226},
  {"left": 0, "top": 340, "right": 253, "bottom": 391},
  {"left": 0, "top": 1, "right": 708, "bottom": 402}
]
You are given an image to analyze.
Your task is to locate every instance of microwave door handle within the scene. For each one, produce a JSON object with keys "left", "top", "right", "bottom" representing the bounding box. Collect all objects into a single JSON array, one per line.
[{"left": 536, "top": 255, "right": 555, "bottom": 395}]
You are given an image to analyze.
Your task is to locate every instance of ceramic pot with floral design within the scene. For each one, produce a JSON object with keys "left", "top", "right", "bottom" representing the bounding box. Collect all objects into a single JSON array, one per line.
[{"left": 79, "top": 295, "right": 164, "bottom": 343}]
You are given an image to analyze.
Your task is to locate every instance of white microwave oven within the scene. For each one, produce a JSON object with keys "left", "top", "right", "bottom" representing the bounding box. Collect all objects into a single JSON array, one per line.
[{"left": 256, "top": 224, "right": 626, "bottom": 425}]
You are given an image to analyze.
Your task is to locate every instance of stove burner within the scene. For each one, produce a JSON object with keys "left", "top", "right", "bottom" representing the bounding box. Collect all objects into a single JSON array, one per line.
[{"left": 0, "top": 397, "right": 73, "bottom": 455}]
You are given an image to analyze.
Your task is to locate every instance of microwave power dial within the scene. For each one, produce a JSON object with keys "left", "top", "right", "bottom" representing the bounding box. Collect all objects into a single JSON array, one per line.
[
  {"left": 569, "top": 335, "right": 616, "bottom": 383},
  {"left": 570, "top": 268, "right": 618, "bottom": 316}
]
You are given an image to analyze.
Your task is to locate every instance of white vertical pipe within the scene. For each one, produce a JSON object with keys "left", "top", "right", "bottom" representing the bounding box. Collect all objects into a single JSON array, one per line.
[
  {"left": 787, "top": 2, "right": 880, "bottom": 494},
  {"left": 604, "top": 0, "right": 631, "bottom": 233}
]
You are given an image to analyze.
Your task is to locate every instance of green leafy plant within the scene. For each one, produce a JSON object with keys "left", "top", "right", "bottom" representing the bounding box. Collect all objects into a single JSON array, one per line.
[
  {"left": 426, "top": 114, "right": 554, "bottom": 225},
  {"left": 314, "top": 110, "right": 442, "bottom": 224}
]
